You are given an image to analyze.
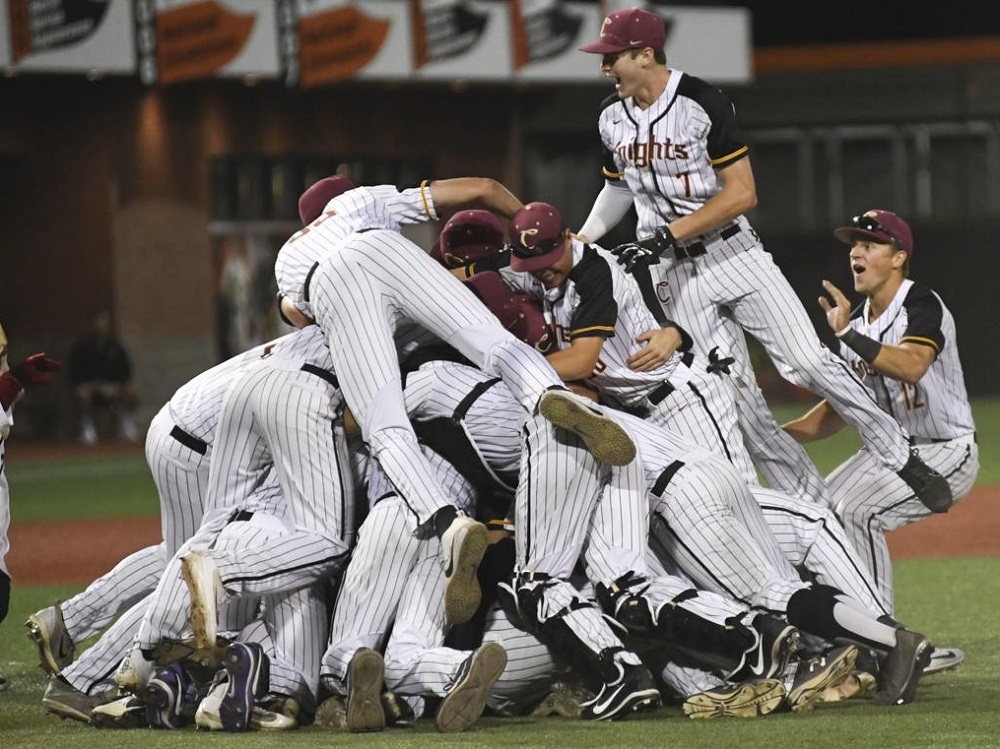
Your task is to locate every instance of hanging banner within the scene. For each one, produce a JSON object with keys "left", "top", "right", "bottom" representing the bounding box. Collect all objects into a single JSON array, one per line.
[
  {"left": 0, "top": 0, "right": 135, "bottom": 72},
  {"left": 137, "top": 0, "right": 280, "bottom": 85},
  {"left": 295, "top": 0, "right": 395, "bottom": 87}
]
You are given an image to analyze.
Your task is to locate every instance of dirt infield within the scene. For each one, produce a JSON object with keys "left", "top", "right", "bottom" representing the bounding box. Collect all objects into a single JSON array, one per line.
[{"left": 6, "top": 486, "right": 999, "bottom": 587}]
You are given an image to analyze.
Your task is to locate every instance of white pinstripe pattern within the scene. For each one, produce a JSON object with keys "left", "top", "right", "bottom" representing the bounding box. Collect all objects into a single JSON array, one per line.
[
  {"left": 308, "top": 228, "right": 562, "bottom": 526},
  {"left": 51, "top": 339, "right": 280, "bottom": 645},
  {"left": 752, "top": 486, "right": 888, "bottom": 617},
  {"left": 60, "top": 544, "right": 165, "bottom": 643},
  {"left": 828, "top": 437, "right": 979, "bottom": 614},
  {"left": 609, "top": 410, "right": 806, "bottom": 612},
  {"left": 649, "top": 230, "right": 913, "bottom": 475},
  {"left": 1, "top": 408, "right": 11, "bottom": 578},
  {"left": 61, "top": 597, "right": 147, "bottom": 695}
]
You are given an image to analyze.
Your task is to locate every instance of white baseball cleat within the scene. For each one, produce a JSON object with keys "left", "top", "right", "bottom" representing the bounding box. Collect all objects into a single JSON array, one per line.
[
  {"left": 181, "top": 551, "right": 226, "bottom": 651},
  {"left": 537, "top": 390, "right": 636, "bottom": 466},
  {"left": 440, "top": 516, "right": 489, "bottom": 626},
  {"left": 113, "top": 642, "right": 155, "bottom": 696},
  {"left": 922, "top": 646, "right": 964, "bottom": 678}
]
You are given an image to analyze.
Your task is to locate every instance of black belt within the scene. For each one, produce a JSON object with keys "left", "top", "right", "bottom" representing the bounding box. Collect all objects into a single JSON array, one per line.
[
  {"left": 170, "top": 425, "right": 207, "bottom": 455},
  {"left": 674, "top": 224, "right": 741, "bottom": 260},
  {"left": 908, "top": 432, "right": 976, "bottom": 445},
  {"left": 301, "top": 363, "right": 339, "bottom": 388},
  {"left": 228, "top": 509, "right": 254, "bottom": 523},
  {"left": 303, "top": 262, "right": 319, "bottom": 303},
  {"left": 648, "top": 352, "right": 694, "bottom": 405}
]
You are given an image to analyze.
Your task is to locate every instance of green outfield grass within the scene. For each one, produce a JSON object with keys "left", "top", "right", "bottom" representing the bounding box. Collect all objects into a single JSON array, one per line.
[{"left": 1, "top": 398, "right": 998, "bottom": 746}]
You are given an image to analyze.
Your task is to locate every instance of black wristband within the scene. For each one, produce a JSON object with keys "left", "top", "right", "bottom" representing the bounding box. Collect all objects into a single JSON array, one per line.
[
  {"left": 839, "top": 327, "right": 881, "bottom": 364},
  {"left": 473, "top": 249, "right": 512, "bottom": 273}
]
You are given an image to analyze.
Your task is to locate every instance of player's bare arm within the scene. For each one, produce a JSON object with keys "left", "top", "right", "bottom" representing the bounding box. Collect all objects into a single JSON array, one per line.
[
  {"left": 782, "top": 400, "right": 845, "bottom": 443},
  {"left": 545, "top": 336, "right": 605, "bottom": 382},
  {"left": 821, "top": 280, "right": 935, "bottom": 386},
  {"left": 628, "top": 327, "right": 682, "bottom": 372},
  {"left": 668, "top": 158, "right": 758, "bottom": 243},
  {"left": 427, "top": 178, "right": 523, "bottom": 219}
]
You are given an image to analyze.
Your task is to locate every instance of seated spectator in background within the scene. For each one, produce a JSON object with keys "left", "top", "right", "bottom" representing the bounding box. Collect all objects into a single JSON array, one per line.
[{"left": 67, "top": 312, "right": 140, "bottom": 444}]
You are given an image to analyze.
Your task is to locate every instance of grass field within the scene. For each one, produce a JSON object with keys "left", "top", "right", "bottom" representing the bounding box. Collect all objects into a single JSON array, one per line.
[{"left": 1, "top": 399, "right": 998, "bottom": 746}]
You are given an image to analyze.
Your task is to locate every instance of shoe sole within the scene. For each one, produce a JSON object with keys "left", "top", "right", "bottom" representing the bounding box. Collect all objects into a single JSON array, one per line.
[
  {"left": 435, "top": 642, "right": 507, "bottom": 733},
  {"left": 683, "top": 678, "right": 786, "bottom": 719},
  {"left": 873, "top": 635, "right": 933, "bottom": 706},
  {"left": 90, "top": 698, "right": 149, "bottom": 729},
  {"left": 220, "top": 643, "right": 268, "bottom": 731},
  {"left": 444, "top": 522, "right": 489, "bottom": 626},
  {"left": 25, "top": 613, "right": 72, "bottom": 675},
  {"left": 787, "top": 645, "right": 859, "bottom": 713},
  {"left": 181, "top": 554, "right": 219, "bottom": 652},
  {"left": 346, "top": 649, "right": 385, "bottom": 732},
  {"left": 538, "top": 392, "right": 636, "bottom": 466}
]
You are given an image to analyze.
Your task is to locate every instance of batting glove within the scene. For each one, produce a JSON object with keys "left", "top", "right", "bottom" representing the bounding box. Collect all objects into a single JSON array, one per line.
[
  {"left": 13, "top": 352, "right": 62, "bottom": 387},
  {"left": 610, "top": 226, "right": 677, "bottom": 272}
]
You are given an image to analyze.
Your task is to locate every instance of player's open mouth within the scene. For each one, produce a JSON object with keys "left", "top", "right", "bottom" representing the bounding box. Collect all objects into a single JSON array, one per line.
[{"left": 852, "top": 263, "right": 866, "bottom": 275}]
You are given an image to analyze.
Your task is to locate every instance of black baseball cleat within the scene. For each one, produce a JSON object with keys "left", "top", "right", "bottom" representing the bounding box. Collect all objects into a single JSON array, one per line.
[
  {"left": 896, "top": 449, "right": 952, "bottom": 513},
  {"left": 873, "top": 629, "right": 932, "bottom": 706},
  {"left": 730, "top": 615, "right": 800, "bottom": 682},
  {"left": 579, "top": 661, "right": 661, "bottom": 721}
]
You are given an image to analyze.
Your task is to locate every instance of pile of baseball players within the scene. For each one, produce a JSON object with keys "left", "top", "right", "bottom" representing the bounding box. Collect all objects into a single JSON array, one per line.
[{"left": 23, "top": 6, "right": 978, "bottom": 733}]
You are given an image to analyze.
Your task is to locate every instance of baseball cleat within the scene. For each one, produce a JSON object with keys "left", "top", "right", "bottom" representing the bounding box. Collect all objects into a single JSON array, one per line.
[
  {"left": 815, "top": 670, "right": 878, "bottom": 703},
  {"left": 314, "top": 695, "right": 348, "bottom": 729},
  {"left": 530, "top": 681, "right": 594, "bottom": 718},
  {"left": 873, "top": 628, "right": 932, "bottom": 706},
  {"left": 435, "top": 642, "right": 507, "bottom": 733},
  {"left": 114, "top": 642, "right": 155, "bottom": 696},
  {"left": 537, "top": 390, "right": 636, "bottom": 466},
  {"left": 683, "top": 677, "right": 786, "bottom": 719},
  {"left": 90, "top": 695, "right": 151, "bottom": 729},
  {"left": 346, "top": 648, "right": 386, "bottom": 733},
  {"left": 195, "top": 675, "right": 296, "bottom": 731},
  {"left": 181, "top": 550, "right": 226, "bottom": 651},
  {"left": 440, "top": 515, "right": 489, "bottom": 626},
  {"left": 41, "top": 675, "right": 113, "bottom": 723},
  {"left": 579, "top": 660, "right": 661, "bottom": 721},
  {"left": 730, "top": 615, "right": 800, "bottom": 682},
  {"left": 896, "top": 449, "right": 952, "bottom": 513},
  {"left": 786, "top": 644, "right": 858, "bottom": 713},
  {"left": 25, "top": 603, "right": 75, "bottom": 675},
  {"left": 146, "top": 662, "right": 197, "bottom": 729},
  {"left": 922, "top": 646, "right": 964, "bottom": 678},
  {"left": 218, "top": 642, "right": 270, "bottom": 731}
]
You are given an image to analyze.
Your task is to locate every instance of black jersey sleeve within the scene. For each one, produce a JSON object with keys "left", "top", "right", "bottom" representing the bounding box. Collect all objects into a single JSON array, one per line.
[
  {"left": 676, "top": 74, "right": 749, "bottom": 169},
  {"left": 901, "top": 283, "right": 945, "bottom": 354},
  {"left": 568, "top": 248, "right": 618, "bottom": 340}
]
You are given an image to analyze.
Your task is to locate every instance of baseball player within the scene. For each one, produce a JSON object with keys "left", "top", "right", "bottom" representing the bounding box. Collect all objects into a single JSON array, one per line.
[
  {"left": 26, "top": 334, "right": 279, "bottom": 678},
  {"left": 783, "top": 210, "right": 979, "bottom": 622},
  {"left": 0, "top": 322, "right": 61, "bottom": 692},
  {"left": 575, "top": 7, "right": 952, "bottom": 514},
  {"left": 121, "top": 326, "right": 355, "bottom": 711},
  {"left": 600, "top": 405, "right": 934, "bottom": 707},
  {"left": 275, "top": 175, "right": 636, "bottom": 627}
]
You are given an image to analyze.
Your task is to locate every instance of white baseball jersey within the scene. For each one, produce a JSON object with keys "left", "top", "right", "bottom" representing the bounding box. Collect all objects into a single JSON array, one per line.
[
  {"left": 828, "top": 279, "right": 979, "bottom": 612},
  {"left": 595, "top": 69, "right": 919, "bottom": 501},
  {"left": 500, "top": 239, "right": 755, "bottom": 482},
  {"left": 276, "top": 182, "right": 570, "bottom": 530},
  {"left": 56, "top": 336, "right": 282, "bottom": 646}
]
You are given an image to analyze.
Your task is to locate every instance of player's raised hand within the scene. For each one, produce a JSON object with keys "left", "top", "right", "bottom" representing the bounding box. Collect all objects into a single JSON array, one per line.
[
  {"left": 13, "top": 352, "right": 62, "bottom": 387},
  {"left": 819, "top": 280, "right": 851, "bottom": 333}
]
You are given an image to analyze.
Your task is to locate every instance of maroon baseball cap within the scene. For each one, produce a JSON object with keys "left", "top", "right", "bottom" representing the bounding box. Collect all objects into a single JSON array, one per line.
[
  {"left": 439, "top": 209, "right": 506, "bottom": 266},
  {"left": 833, "top": 209, "right": 913, "bottom": 256},
  {"left": 579, "top": 7, "right": 666, "bottom": 55},
  {"left": 298, "top": 174, "right": 356, "bottom": 225},
  {"left": 464, "top": 272, "right": 549, "bottom": 348},
  {"left": 509, "top": 202, "right": 568, "bottom": 272}
]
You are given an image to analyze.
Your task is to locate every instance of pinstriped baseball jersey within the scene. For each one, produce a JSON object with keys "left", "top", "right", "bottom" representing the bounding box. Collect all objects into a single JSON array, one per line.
[
  {"left": 499, "top": 240, "right": 754, "bottom": 478},
  {"left": 597, "top": 70, "right": 746, "bottom": 238},
  {"left": 275, "top": 184, "right": 436, "bottom": 319},
  {"left": 840, "top": 279, "right": 975, "bottom": 440}
]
